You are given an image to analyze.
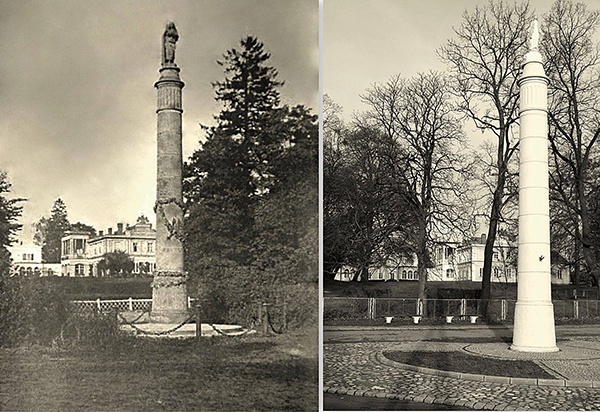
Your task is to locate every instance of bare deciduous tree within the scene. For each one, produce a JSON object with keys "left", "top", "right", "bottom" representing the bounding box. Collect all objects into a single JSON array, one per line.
[
  {"left": 543, "top": 0, "right": 600, "bottom": 291},
  {"left": 362, "top": 71, "right": 473, "bottom": 313},
  {"left": 438, "top": 0, "right": 531, "bottom": 317}
]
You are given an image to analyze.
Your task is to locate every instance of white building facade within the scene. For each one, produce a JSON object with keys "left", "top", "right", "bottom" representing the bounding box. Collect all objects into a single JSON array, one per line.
[
  {"left": 334, "top": 234, "right": 570, "bottom": 285},
  {"left": 8, "top": 243, "right": 61, "bottom": 276},
  {"left": 61, "top": 216, "right": 156, "bottom": 277}
]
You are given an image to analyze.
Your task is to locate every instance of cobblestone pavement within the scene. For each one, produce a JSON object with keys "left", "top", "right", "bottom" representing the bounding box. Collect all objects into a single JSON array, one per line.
[
  {"left": 464, "top": 341, "right": 600, "bottom": 382},
  {"left": 324, "top": 342, "right": 600, "bottom": 410}
]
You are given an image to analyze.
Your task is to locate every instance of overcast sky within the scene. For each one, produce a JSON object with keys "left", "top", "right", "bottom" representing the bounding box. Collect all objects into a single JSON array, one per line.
[
  {"left": 0, "top": 0, "right": 318, "bottom": 240},
  {"left": 323, "top": 0, "right": 600, "bottom": 122},
  {"left": 323, "top": 0, "right": 600, "bottom": 237}
]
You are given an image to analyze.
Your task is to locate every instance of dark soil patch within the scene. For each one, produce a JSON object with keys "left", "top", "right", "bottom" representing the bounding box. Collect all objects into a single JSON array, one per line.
[{"left": 383, "top": 350, "right": 556, "bottom": 379}]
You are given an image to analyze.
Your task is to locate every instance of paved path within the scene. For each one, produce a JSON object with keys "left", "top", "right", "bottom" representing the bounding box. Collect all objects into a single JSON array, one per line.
[
  {"left": 323, "top": 325, "right": 600, "bottom": 410},
  {"left": 324, "top": 324, "right": 600, "bottom": 344}
]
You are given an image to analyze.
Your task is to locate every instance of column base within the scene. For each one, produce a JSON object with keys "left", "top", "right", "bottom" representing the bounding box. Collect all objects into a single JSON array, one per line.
[
  {"left": 149, "top": 310, "right": 190, "bottom": 325},
  {"left": 509, "top": 343, "right": 559, "bottom": 353},
  {"left": 511, "top": 301, "right": 559, "bottom": 352}
]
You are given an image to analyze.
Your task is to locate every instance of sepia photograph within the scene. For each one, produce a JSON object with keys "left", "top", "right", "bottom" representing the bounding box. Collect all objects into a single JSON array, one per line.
[
  {"left": 323, "top": 0, "right": 600, "bottom": 410},
  {"left": 0, "top": 0, "right": 318, "bottom": 411}
]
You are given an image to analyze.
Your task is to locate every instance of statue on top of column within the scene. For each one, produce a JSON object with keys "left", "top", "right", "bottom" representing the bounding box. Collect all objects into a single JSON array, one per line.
[
  {"left": 162, "top": 22, "right": 179, "bottom": 65},
  {"left": 529, "top": 16, "right": 541, "bottom": 51}
]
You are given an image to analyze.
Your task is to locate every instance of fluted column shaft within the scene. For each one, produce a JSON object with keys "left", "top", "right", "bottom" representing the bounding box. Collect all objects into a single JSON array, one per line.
[
  {"left": 511, "top": 50, "right": 558, "bottom": 352},
  {"left": 150, "top": 64, "right": 188, "bottom": 323}
]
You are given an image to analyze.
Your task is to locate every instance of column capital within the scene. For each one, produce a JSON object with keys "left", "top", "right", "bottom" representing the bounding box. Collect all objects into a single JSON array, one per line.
[{"left": 154, "top": 66, "right": 185, "bottom": 89}]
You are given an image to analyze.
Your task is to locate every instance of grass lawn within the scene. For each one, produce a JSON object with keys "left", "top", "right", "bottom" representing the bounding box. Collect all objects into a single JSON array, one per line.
[
  {"left": 383, "top": 350, "right": 555, "bottom": 379},
  {"left": 0, "top": 329, "right": 318, "bottom": 411}
]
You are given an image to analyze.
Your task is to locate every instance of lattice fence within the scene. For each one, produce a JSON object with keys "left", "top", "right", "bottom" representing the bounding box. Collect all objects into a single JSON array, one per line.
[{"left": 71, "top": 297, "right": 196, "bottom": 312}]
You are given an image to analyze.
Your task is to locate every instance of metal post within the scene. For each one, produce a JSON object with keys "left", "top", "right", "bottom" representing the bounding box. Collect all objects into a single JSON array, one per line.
[
  {"left": 283, "top": 295, "right": 287, "bottom": 331},
  {"left": 416, "top": 298, "right": 423, "bottom": 316},
  {"left": 195, "top": 307, "right": 201, "bottom": 338},
  {"left": 262, "top": 303, "right": 270, "bottom": 334},
  {"left": 367, "top": 298, "right": 376, "bottom": 320}
]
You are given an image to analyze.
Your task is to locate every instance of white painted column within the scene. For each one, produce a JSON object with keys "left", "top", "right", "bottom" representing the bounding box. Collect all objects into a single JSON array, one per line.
[{"left": 510, "top": 46, "right": 558, "bottom": 352}]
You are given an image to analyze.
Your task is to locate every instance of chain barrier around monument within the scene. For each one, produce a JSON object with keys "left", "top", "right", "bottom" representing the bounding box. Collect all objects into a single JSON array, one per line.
[
  {"left": 112, "top": 304, "right": 260, "bottom": 338},
  {"left": 118, "top": 312, "right": 195, "bottom": 336}
]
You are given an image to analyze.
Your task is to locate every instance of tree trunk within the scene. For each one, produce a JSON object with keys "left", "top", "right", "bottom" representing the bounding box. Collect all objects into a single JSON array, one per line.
[
  {"left": 359, "top": 265, "right": 369, "bottom": 283},
  {"left": 481, "top": 178, "right": 504, "bottom": 319},
  {"left": 581, "top": 211, "right": 598, "bottom": 290},
  {"left": 417, "top": 223, "right": 428, "bottom": 317}
]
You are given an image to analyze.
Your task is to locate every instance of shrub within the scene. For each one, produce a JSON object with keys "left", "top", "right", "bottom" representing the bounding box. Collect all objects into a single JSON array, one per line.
[
  {"left": 0, "top": 276, "right": 69, "bottom": 347},
  {"left": 191, "top": 263, "right": 318, "bottom": 331},
  {"left": 55, "top": 310, "right": 123, "bottom": 350},
  {"left": 0, "top": 277, "right": 125, "bottom": 349}
]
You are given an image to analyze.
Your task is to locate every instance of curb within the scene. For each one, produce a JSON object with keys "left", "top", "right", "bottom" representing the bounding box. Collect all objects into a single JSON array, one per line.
[
  {"left": 324, "top": 324, "right": 511, "bottom": 331},
  {"left": 323, "top": 386, "right": 516, "bottom": 411},
  {"left": 374, "top": 350, "right": 600, "bottom": 388}
]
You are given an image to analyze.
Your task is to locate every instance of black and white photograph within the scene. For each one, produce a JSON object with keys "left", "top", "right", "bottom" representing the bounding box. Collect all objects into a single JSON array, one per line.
[
  {"left": 0, "top": 1, "right": 318, "bottom": 410},
  {"left": 323, "top": 0, "right": 600, "bottom": 410},
  {"left": 7, "top": 0, "right": 600, "bottom": 410}
]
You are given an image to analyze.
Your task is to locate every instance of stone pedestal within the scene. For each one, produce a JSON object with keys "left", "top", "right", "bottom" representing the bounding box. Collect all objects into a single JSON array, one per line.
[
  {"left": 511, "top": 50, "right": 558, "bottom": 353},
  {"left": 150, "top": 62, "right": 188, "bottom": 324}
]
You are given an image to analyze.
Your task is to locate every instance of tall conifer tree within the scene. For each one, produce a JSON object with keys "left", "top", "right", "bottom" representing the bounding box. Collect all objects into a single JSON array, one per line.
[
  {"left": 36, "top": 198, "right": 70, "bottom": 263},
  {"left": 184, "top": 36, "right": 318, "bottom": 320},
  {"left": 185, "top": 36, "right": 285, "bottom": 266}
]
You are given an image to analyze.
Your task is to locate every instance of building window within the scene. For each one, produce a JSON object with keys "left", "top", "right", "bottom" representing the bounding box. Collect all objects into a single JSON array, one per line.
[
  {"left": 63, "top": 240, "right": 71, "bottom": 255},
  {"left": 75, "top": 264, "right": 85, "bottom": 276},
  {"left": 493, "top": 252, "right": 499, "bottom": 260},
  {"left": 133, "top": 242, "right": 138, "bottom": 253},
  {"left": 493, "top": 267, "right": 500, "bottom": 278},
  {"left": 22, "top": 253, "right": 34, "bottom": 261},
  {"left": 479, "top": 268, "right": 483, "bottom": 278},
  {"left": 446, "top": 269, "right": 454, "bottom": 278},
  {"left": 148, "top": 242, "right": 154, "bottom": 253}
]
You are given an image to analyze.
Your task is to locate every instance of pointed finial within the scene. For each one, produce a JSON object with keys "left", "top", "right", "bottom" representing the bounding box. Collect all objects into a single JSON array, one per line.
[{"left": 529, "top": 16, "right": 541, "bottom": 51}]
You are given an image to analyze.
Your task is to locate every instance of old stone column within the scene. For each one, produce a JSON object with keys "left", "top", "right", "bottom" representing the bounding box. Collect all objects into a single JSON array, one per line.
[
  {"left": 511, "top": 19, "right": 558, "bottom": 352},
  {"left": 150, "top": 22, "right": 188, "bottom": 324}
]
